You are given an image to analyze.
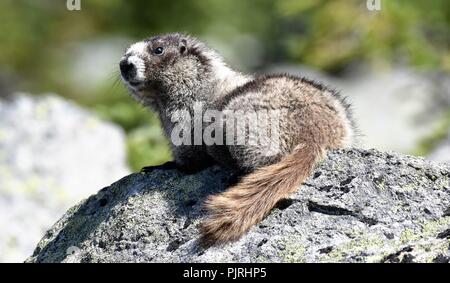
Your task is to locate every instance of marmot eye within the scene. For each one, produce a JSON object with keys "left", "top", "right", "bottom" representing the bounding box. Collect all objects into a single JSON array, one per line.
[{"left": 154, "top": 47, "right": 164, "bottom": 55}]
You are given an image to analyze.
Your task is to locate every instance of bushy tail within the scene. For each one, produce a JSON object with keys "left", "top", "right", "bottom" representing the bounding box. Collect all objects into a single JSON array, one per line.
[{"left": 200, "top": 144, "right": 325, "bottom": 246}]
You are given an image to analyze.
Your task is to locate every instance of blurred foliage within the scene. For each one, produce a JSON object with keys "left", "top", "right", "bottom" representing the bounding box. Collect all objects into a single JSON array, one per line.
[
  {"left": 278, "top": 0, "right": 450, "bottom": 72},
  {"left": 0, "top": 0, "right": 449, "bottom": 170},
  {"left": 127, "top": 124, "right": 173, "bottom": 170},
  {"left": 2, "top": 0, "right": 448, "bottom": 88},
  {"left": 413, "top": 111, "right": 450, "bottom": 157}
]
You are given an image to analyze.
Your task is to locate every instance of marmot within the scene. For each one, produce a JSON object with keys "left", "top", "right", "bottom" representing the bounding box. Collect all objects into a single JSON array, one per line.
[{"left": 120, "top": 33, "right": 356, "bottom": 246}]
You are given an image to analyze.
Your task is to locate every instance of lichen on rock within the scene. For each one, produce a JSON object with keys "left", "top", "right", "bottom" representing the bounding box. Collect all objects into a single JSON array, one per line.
[{"left": 27, "top": 149, "right": 450, "bottom": 263}]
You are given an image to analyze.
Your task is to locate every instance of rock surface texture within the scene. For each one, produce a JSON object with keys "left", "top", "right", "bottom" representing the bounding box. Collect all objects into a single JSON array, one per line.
[
  {"left": 27, "top": 149, "right": 450, "bottom": 263},
  {"left": 0, "top": 94, "right": 129, "bottom": 262}
]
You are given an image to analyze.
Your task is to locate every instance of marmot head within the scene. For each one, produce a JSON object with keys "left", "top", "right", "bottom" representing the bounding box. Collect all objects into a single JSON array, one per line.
[{"left": 120, "top": 33, "right": 221, "bottom": 100}]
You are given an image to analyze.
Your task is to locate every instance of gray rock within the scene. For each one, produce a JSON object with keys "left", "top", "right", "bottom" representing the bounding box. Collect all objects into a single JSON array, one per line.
[
  {"left": 27, "top": 149, "right": 450, "bottom": 263},
  {"left": 0, "top": 94, "right": 130, "bottom": 262}
]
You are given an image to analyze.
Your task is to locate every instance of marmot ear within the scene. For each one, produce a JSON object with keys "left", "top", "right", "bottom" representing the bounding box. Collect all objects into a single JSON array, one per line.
[{"left": 179, "top": 39, "right": 187, "bottom": 54}]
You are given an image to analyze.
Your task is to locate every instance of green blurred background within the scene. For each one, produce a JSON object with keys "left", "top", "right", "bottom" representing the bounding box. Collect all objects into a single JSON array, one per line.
[{"left": 1, "top": 0, "right": 449, "bottom": 170}]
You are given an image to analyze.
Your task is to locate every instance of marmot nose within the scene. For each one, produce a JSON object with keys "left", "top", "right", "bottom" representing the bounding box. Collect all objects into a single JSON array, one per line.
[{"left": 119, "top": 58, "right": 136, "bottom": 81}]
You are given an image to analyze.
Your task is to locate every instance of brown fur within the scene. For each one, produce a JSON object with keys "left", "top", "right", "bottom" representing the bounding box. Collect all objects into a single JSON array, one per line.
[
  {"left": 120, "top": 33, "right": 356, "bottom": 246},
  {"left": 200, "top": 144, "right": 325, "bottom": 246}
]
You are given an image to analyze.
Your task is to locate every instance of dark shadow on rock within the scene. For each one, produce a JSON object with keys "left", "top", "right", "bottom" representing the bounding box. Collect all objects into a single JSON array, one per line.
[{"left": 31, "top": 164, "right": 237, "bottom": 262}]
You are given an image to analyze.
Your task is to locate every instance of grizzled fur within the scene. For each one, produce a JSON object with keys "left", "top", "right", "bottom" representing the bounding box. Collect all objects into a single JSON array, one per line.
[{"left": 120, "top": 33, "right": 357, "bottom": 245}]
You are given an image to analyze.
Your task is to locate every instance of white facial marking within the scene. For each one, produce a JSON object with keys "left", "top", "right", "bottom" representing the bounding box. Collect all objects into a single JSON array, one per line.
[
  {"left": 128, "top": 55, "right": 145, "bottom": 81},
  {"left": 126, "top": 41, "right": 147, "bottom": 56}
]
